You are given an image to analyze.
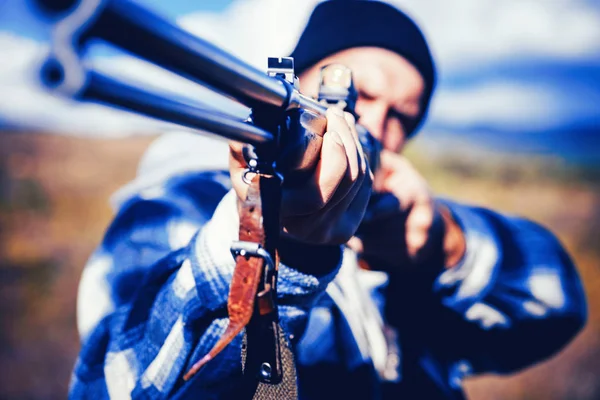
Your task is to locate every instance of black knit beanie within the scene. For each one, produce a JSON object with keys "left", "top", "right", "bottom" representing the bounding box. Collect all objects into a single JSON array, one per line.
[{"left": 289, "top": 0, "right": 436, "bottom": 136}]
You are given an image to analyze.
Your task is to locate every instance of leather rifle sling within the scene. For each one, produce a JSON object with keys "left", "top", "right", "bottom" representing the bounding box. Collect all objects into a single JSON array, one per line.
[{"left": 184, "top": 173, "right": 298, "bottom": 399}]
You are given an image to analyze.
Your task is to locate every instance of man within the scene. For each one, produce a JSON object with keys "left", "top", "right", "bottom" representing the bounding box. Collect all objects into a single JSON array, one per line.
[{"left": 70, "top": 1, "right": 587, "bottom": 399}]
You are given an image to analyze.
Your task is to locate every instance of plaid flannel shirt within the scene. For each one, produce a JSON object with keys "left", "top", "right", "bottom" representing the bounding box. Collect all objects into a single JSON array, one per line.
[{"left": 69, "top": 132, "right": 587, "bottom": 399}]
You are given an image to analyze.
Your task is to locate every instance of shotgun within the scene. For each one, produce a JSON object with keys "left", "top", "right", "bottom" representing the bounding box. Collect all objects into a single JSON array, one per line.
[{"left": 32, "top": 0, "right": 382, "bottom": 394}]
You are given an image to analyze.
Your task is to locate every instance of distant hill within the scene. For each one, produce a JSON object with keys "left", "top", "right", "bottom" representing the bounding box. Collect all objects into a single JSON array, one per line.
[{"left": 418, "top": 123, "right": 600, "bottom": 166}]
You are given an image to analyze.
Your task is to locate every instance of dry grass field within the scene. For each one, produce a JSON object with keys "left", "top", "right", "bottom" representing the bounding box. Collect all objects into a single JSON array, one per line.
[{"left": 0, "top": 131, "right": 598, "bottom": 399}]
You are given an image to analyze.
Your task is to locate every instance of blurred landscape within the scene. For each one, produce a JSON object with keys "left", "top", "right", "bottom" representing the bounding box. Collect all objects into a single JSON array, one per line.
[
  {"left": 1, "top": 0, "right": 599, "bottom": 398},
  {"left": 0, "top": 131, "right": 598, "bottom": 399}
]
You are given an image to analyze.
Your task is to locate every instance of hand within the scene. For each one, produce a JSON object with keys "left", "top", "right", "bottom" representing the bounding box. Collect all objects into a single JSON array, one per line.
[
  {"left": 349, "top": 150, "right": 465, "bottom": 269},
  {"left": 229, "top": 107, "right": 373, "bottom": 245}
]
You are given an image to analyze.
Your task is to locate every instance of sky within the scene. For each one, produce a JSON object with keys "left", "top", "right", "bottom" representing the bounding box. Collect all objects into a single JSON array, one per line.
[{"left": 1, "top": 0, "right": 599, "bottom": 163}]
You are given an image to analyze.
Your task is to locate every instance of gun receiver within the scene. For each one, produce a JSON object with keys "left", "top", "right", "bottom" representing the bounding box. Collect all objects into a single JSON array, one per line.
[{"left": 33, "top": 0, "right": 381, "bottom": 173}]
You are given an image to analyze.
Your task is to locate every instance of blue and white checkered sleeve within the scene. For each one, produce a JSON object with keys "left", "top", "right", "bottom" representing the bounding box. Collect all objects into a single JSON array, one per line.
[
  {"left": 70, "top": 174, "right": 341, "bottom": 399},
  {"left": 412, "top": 201, "right": 587, "bottom": 390}
]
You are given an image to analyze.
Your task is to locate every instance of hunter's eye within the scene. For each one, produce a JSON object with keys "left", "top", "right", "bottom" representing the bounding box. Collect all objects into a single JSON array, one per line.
[{"left": 388, "top": 109, "right": 417, "bottom": 133}]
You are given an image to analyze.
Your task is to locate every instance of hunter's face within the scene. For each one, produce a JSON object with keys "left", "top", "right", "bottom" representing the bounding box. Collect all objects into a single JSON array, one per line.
[{"left": 299, "top": 47, "right": 425, "bottom": 153}]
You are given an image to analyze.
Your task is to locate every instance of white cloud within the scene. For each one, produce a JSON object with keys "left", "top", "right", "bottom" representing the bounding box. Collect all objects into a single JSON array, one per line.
[
  {"left": 0, "top": 31, "right": 247, "bottom": 136},
  {"left": 152, "top": 0, "right": 600, "bottom": 133},
  {"left": 391, "top": 0, "right": 600, "bottom": 72},
  {"left": 1, "top": 0, "right": 599, "bottom": 136},
  {"left": 176, "top": 0, "right": 600, "bottom": 72},
  {"left": 0, "top": 0, "right": 318, "bottom": 135},
  {"left": 0, "top": 32, "right": 164, "bottom": 135},
  {"left": 177, "top": 0, "right": 320, "bottom": 69},
  {"left": 175, "top": 0, "right": 600, "bottom": 132},
  {"left": 429, "top": 82, "right": 564, "bottom": 131}
]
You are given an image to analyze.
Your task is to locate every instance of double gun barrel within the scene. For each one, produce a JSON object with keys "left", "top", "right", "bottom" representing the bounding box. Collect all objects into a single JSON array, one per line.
[{"left": 33, "top": 0, "right": 381, "bottom": 175}]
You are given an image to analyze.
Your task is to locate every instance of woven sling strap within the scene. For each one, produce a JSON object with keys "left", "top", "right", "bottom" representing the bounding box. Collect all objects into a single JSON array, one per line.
[
  {"left": 241, "top": 325, "right": 298, "bottom": 400},
  {"left": 185, "top": 172, "right": 298, "bottom": 399}
]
